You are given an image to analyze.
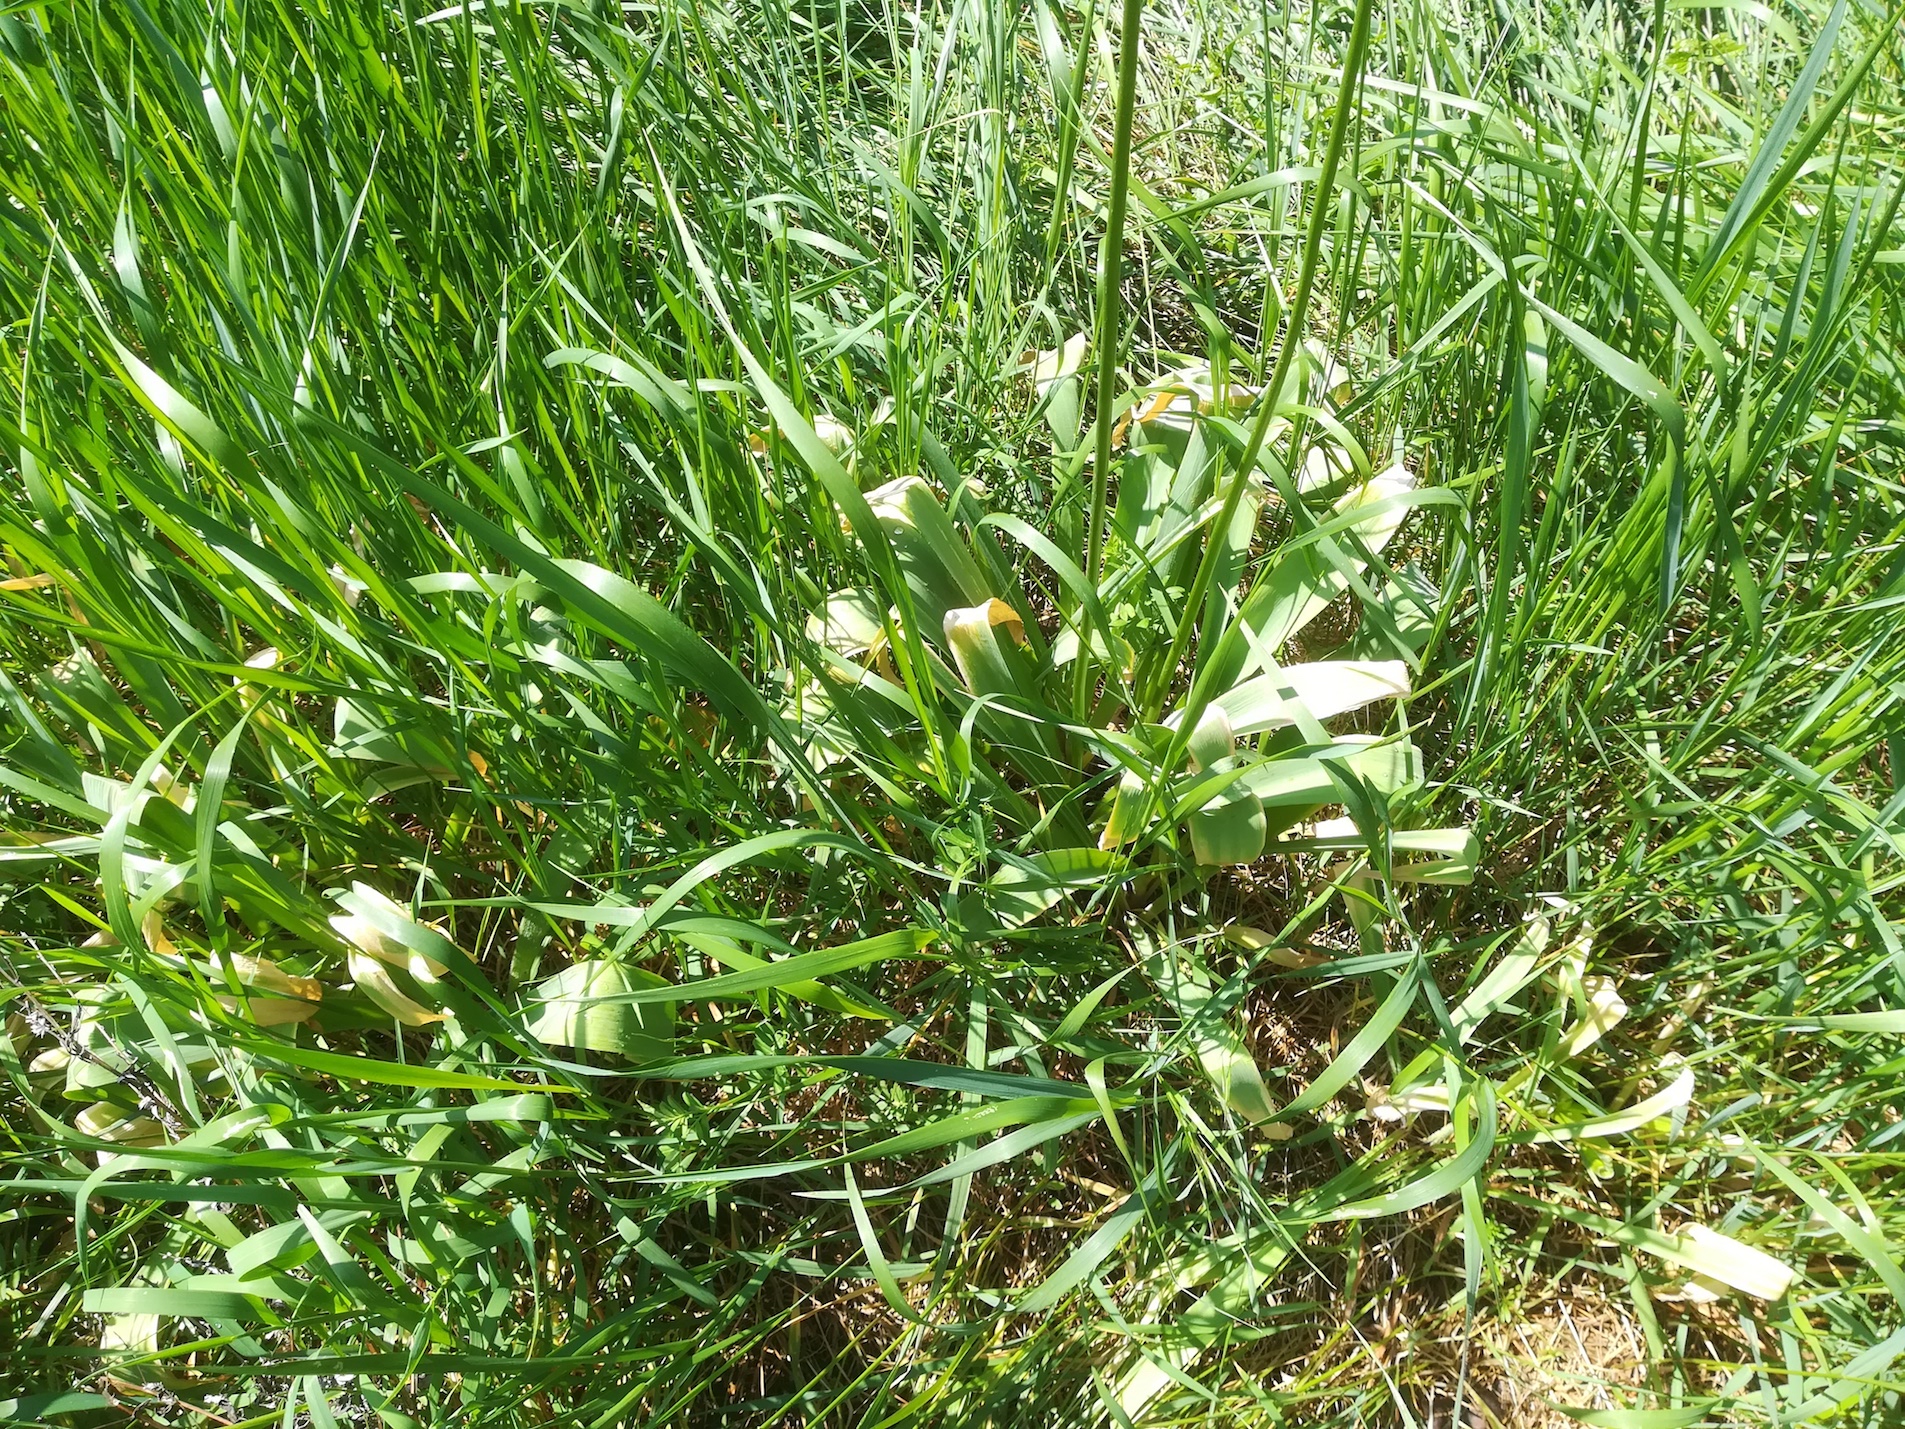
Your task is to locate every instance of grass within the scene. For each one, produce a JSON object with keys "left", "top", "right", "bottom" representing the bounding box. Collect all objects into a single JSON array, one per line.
[{"left": 0, "top": 0, "right": 1902, "bottom": 1424}]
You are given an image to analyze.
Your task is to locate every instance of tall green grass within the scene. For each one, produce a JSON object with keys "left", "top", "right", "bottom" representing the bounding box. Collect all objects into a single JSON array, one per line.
[{"left": 1, "top": 0, "right": 1901, "bottom": 1424}]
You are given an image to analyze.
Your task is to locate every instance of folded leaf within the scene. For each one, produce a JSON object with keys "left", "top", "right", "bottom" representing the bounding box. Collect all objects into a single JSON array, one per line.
[
  {"left": 527, "top": 959, "right": 674, "bottom": 1060},
  {"left": 1188, "top": 788, "right": 1267, "bottom": 866},
  {"left": 1148, "top": 945, "right": 1280, "bottom": 1125},
  {"left": 1214, "top": 660, "right": 1410, "bottom": 736},
  {"left": 959, "top": 848, "right": 1113, "bottom": 935},
  {"left": 348, "top": 950, "right": 449, "bottom": 1027},
  {"left": 76, "top": 1102, "right": 166, "bottom": 1145},
  {"left": 1212, "top": 462, "right": 1417, "bottom": 689},
  {"left": 1097, "top": 766, "right": 1152, "bottom": 851},
  {"left": 866, "top": 477, "right": 994, "bottom": 638},
  {"left": 1180, "top": 704, "right": 1235, "bottom": 773}
]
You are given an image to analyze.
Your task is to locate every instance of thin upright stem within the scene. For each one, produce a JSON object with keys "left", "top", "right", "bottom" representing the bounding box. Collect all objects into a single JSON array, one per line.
[
  {"left": 1143, "top": 0, "right": 1376, "bottom": 725},
  {"left": 1083, "top": 0, "right": 1148, "bottom": 590}
]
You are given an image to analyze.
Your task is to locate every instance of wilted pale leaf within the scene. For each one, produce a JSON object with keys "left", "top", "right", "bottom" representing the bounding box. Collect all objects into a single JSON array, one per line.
[
  {"left": 214, "top": 952, "right": 325, "bottom": 1028},
  {"left": 1385, "top": 828, "right": 1481, "bottom": 886},
  {"left": 1048, "top": 624, "right": 1134, "bottom": 673},
  {"left": 217, "top": 993, "right": 322, "bottom": 1028},
  {"left": 1653, "top": 1275, "right": 1729, "bottom": 1305},
  {"left": 1663, "top": 1224, "right": 1794, "bottom": 1300},
  {"left": 527, "top": 959, "right": 674, "bottom": 1060},
  {"left": 1365, "top": 1079, "right": 1451, "bottom": 1124},
  {"left": 1026, "top": 332, "right": 1089, "bottom": 392},
  {"left": 328, "top": 563, "right": 366, "bottom": 608},
  {"left": 1533, "top": 1066, "right": 1694, "bottom": 1144},
  {"left": 1449, "top": 917, "right": 1550, "bottom": 1044},
  {"left": 1215, "top": 660, "right": 1411, "bottom": 736},
  {"left": 76, "top": 1102, "right": 166, "bottom": 1146},
  {"left": 1225, "top": 926, "right": 1330, "bottom": 969},
  {"left": 1180, "top": 704, "right": 1235, "bottom": 774},
  {"left": 1097, "top": 767, "right": 1152, "bottom": 851},
  {"left": 348, "top": 949, "right": 449, "bottom": 1027},
  {"left": 211, "top": 949, "right": 323, "bottom": 1026},
  {"left": 864, "top": 476, "right": 995, "bottom": 636},
  {"left": 1238, "top": 736, "right": 1422, "bottom": 809},
  {"left": 1145, "top": 945, "right": 1280, "bottom": 1125},
  {"left": 811, "top": 414, "right": 853, "bottom": 452},
  {"left": 1214, "top": 462, "right": 1418, "bottom": 691},
  {"left": 332, "top": 699, "right": 470, "bottom": 787},
  {"left": 98, "top": 1311, "right": 160, "bottom": 1361},
  {"left": 235, "top": 646, "right": 281, "bottom": 712},
  {"left": 139, "top": 912, "right": 177, "bottom": 956},
  {"left": 1559, "top": 976, "right": 1627, "bottom": 1058},
  {"left": 750, "top": 412, "right": 853, "bottom": 456},
  {"left": 807, "top": 588, "right": 888, "bottom": 661},
  {"left": 213, "top": 951, "right": 321, "bottom": 1004},
  {"left": 330, "top": 885, "right": 450, "bottom": 977},
  {"left": 943, "top": 600, "right": 1038, "bottom": 712}
]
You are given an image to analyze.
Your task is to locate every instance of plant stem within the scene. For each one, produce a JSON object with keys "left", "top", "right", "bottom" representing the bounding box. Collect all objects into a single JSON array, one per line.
[
  {"left": 1079, "top": 0, "right": 1148, "bottom": 704},
  {"left": 1143, "top": 0, "right": 1376, "bottom": 725},
  {"left": 1044, "top": 0, "right": 1100, "bottom": 281}
]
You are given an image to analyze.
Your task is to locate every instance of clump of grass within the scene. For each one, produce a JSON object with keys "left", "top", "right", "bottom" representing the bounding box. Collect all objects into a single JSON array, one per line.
[{"left": 1, "top": 0, "right": 1902, "bottom": 1425}]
